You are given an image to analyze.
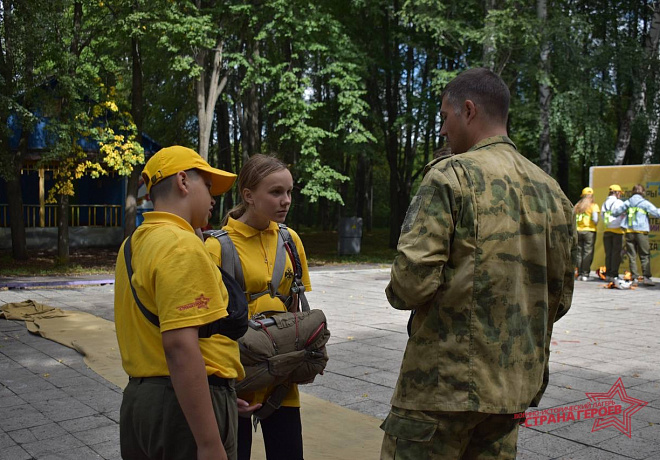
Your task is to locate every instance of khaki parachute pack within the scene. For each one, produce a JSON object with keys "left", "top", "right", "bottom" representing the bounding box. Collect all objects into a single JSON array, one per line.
[{"left": 204, "top": 224, "right": 330, "bottom": 422}]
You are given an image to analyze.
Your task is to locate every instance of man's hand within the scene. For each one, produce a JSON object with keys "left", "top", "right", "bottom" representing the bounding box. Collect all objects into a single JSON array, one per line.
[{"left": 237, "top": 398, "right": 262, "bottom": 417}]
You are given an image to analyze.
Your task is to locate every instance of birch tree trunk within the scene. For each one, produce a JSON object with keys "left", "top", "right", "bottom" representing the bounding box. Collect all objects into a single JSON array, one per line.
[
  {"left": 613, "top": 0, "right": 660, "bottom": 165},
  {"left": 643, "top": 80, "right": 660, "bottom": 164},
  {"left": 538, "top": 0, "right": 552, "bottom": 175},
  {"left": 483, "top": 0, "right": 497, "bottom": 70},
  {"left": 195, "top": 39, "right": 228, "bottom": 161}
]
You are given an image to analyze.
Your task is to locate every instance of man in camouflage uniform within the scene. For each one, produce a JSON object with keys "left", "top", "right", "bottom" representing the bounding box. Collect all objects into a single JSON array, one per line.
[{"left": 380, "top": 68, "right": 576, "bottom": 459}]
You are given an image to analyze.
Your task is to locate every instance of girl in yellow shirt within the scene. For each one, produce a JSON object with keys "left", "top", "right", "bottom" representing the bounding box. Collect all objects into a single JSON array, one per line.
[
  {"left": 574, "top": 187, "right": 600, "bottom": 281},
  {"left": 205, "top": 154, "right": 311, "bottom": 460}
]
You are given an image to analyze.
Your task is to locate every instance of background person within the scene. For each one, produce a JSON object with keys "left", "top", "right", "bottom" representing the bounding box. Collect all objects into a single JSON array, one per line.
[
  {"left": 380, "top": 68, "right": 576, "bottom": 460},
  {"left": 205, "top": 154, "right": 312, "bottom": 460},
  {"left": 601, "top": 184, "right": 626, "bottom": 281},
  {"left": 115, "top": 146, "right": 243, "bottom": 460},
  {"left": 612, "top": 184, "right": 660, "bottom": 286},
  {"left": 574, "top": 187, "right": 600, "bottom": 281}
]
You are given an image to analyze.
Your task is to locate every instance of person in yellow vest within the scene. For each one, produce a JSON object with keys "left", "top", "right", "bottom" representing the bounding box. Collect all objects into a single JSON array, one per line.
[
  {"left": 574, "top": 187, "right": 600, "bottom": 281},
  {"left": 612, "top": 184, "right": 660, "bottom": 286},
  {"left": 600, "top": 184, "right": 626, "bottom": 281},
  {"left": 205, "top": 154, "right": 312, "bottom": 460}
]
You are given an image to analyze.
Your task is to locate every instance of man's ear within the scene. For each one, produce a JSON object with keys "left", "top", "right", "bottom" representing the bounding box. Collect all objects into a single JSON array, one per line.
[{"left": 464, "top": 99, "right": 477, "bottom": 124}]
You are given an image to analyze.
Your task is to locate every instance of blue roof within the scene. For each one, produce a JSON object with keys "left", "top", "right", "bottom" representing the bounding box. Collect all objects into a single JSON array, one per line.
[{"left": 8, "top": 110, "right": 160, "bottom": 156}]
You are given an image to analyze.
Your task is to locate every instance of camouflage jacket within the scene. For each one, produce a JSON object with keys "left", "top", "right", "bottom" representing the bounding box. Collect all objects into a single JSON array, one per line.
[{"left": 387, "top": 136, "right": 576, "bottom": 414}]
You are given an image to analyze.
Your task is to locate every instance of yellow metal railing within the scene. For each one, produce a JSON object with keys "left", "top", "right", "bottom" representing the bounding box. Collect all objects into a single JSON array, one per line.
[{"left": 0, "top": 204, "right": 122, "bottom": 227}]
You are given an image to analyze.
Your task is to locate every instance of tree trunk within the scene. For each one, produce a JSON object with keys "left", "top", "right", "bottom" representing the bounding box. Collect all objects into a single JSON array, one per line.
[
  {"left": 643, "top": 83, "right": 660, "bottom": 164},
  {"left": 614, "top": 0, "right": 660, "bottom": 165},
  {"left": 557, "top": 129, "right": 569, "bottom": 194},
  {"left": 125, "top": 31, "right": 144, "bottom": 238},
  {"left": 5, "top": 164, "right": 27, "bottom": 260},
  {"left": 57, "top": 194, "right": 69, "bottom": 264},
  {"left": 355, "top": 152, "right": 367, "bottom": 219},
  {"left": 483, "top": 0, "right": 497, "bottom": 70},
  {"left": 248, "top": 41, "right": 261, "bottom": 156},
  {"left": 56, "top": 0, "right": 82, "bottom": 263},
  {"left": 366, "top": 164, "right": 373, "bottom": 233},
  {"left": 217, "top": 98, "right": 233, "bottom": 215},
  {"left": 0, "top": 0, "right": 27, "bottom": 260},
  {"left": 383, "top": 4, "right": 402, "bottom": 249},
  {"left": 196, "top": 38, "right": 229, "bottom": 161},
  {"left": 538, "top": 0, "right": 552, "bottom": 175}
]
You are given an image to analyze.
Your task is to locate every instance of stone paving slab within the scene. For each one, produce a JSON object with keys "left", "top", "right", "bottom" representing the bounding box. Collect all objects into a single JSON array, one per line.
[{"left": 1, "top": 269, "right": 658, "bottom": 459}]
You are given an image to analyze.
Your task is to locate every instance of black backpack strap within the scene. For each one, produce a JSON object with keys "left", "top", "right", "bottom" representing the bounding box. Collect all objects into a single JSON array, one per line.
[
  {"left": 126, "top": 232, "right": 247, "bottom": 341},
  {"left": 124, "top": 233, "right": 160, "bottom": 328},
  {"left": 252, "top": 382, "right": 291, "bottom": 429},
  {"left": 278, "top": 224, "right": 310, "bottom": 312}
]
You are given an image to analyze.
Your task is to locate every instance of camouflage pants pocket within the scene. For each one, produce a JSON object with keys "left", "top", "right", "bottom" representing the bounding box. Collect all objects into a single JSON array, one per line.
[{"left": 380, "top": 410, "right": 438, "bottom": 460}]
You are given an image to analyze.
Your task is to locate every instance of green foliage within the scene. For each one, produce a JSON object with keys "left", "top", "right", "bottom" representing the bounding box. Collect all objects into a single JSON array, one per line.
[{"left": 5, "top": 0, "right": 660, "bottom": 245}]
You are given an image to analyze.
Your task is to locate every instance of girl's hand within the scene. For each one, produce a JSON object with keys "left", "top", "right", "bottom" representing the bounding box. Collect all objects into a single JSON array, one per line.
[{"left": 237, "top": 398, "right": 262, "bottom": 417}]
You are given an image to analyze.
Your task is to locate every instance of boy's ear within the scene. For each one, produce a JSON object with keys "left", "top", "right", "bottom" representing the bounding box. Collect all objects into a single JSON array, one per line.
[{"left": 175, "top": 171, "right": 189, "bottom": 195}]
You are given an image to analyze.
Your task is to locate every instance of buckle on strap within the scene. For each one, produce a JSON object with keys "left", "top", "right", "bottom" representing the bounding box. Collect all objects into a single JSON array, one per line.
[{"left": 267, "top": 281, "right": 277, "bottom": 297}]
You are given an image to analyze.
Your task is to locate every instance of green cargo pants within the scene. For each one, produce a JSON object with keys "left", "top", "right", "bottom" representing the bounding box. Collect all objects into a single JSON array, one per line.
[
  {"left": 120, "top": 376, "right": 238, "bottom": 460},
  {"left": 625, "top": 232, "right": 651, "bottom": 279},
  {"left": 380, "top": 407, "right": 519, "bottom": 460}
]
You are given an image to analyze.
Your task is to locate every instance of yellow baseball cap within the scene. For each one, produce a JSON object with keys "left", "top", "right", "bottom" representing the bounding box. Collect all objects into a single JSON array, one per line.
[
  {"left": 142, "top": 146, "right": 236, "bottom": 196},
  {"left": 581, "top": 187, "right": 594, "bottom": 196},
  {"left": 609, "top": 184, "right": 622, "bottom": 192}
]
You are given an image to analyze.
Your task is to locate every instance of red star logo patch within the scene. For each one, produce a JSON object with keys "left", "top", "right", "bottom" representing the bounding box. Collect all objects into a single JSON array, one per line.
[
  {"left": 194, "top": 294, "right": 210, "bottom": 309},
  {"left": 585, "top": 377, "right": 648, "bottom": 438}
]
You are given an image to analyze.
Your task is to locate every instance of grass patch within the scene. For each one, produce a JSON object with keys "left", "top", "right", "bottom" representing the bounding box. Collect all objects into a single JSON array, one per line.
[
  {"left": 0, "top": 248, "right": 117, "bottom": 277},
  {"left": 0, "top": 228, "right": 397, "bottom": 276},
  {"left": 299, "top": 227, "right": 397, "bottom": 266}
]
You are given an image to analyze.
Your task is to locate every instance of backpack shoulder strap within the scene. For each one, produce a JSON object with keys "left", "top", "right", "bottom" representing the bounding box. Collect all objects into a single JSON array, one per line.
[
  {"left": 268, "top": 230, "right": 287, "bottom": 297},
  {"left": 204, "top": 229, "right": 246, "bottom": 291},
  {"left": 253, "top": 382, "right": 291, "bottom": 428},
  {"left": 277, "top": 224, "right": 309, "bottom": 312},
  {"left": 123, "top": 233, "right": 160, "bottom": 328}
]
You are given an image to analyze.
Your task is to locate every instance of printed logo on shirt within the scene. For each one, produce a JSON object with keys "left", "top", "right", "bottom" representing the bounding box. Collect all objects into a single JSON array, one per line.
[
  {"left": 285, "top": 268, "right": 294, "bottom": 279},
  {"left": 177, "top": 294, "right": 211, "bottom": 312}
]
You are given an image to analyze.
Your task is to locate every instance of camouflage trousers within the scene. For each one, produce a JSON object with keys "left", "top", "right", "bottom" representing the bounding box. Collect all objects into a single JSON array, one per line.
[{"left": 380, "top": 407, "right": 519, "bottom": 460}]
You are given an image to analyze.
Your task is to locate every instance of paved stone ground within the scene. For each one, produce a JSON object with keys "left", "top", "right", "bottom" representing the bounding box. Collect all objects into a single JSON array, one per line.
[{"left": 0, "top": 269, "right": 658, "bottom": 459}]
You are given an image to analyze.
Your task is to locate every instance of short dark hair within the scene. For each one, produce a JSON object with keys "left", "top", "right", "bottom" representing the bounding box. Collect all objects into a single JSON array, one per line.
[
  {"left": 441, "top": 68, "right": 510, "bottom": 125},
  {"left": 149, "top": 169, "right": 200, "bottom": 204}
]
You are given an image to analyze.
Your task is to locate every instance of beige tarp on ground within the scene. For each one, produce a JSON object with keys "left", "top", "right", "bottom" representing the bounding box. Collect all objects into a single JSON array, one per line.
[
  {"left": 0, "top": 300, "right": 127, "bottom": 388},
  {"left": 0, "top": 300, "right": 384, "bottom": 459}
]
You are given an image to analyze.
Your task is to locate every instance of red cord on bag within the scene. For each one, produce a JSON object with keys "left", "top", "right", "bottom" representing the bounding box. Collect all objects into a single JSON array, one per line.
[
  {"left": 304, "top": 322, "right": 326, "bottom": 348},
  {"left": 257, "top": 320, "right": 278, "bottom": 353}
]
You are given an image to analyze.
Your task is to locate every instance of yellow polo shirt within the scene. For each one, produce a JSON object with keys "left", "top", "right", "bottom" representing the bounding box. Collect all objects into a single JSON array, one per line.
[
  {"left": 115, "top": 211, "right": 244, "bottom": 380},
  {"left": 205, "top": 217, "right": 312, "bottom": 407}
]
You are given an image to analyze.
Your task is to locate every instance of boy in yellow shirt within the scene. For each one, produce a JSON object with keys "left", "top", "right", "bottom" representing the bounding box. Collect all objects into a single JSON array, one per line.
[{"left": 115, "top": 146, "right": 243, "bottom": 460}]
